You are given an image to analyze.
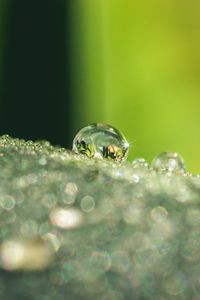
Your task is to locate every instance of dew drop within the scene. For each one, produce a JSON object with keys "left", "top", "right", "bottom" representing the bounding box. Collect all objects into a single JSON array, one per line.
[
  {"left": 38, "top": 157, "right": 47, "bottom": 166},
  {"left": 0, "top": 239, "right": 52, "bottom": 271},
  {"left": 80, "top": 195, "right": 95, "bottom": 213},
  {"left": 0, "top": 195, "right": 15, "bottom": 210},
  {"left": 42, "top": 233, "right": 60, "bottom": 254},
  {"left": 50, "top": 207, "right": 83, "bottom": 229},
  {"left": 150, "top": 206, "right": 168, "bottom": 222},
  {"left": 72, "top": 123, "right": 129, "bottom": 161},
  {"left": 152, "top": 152, "right": 185, "bottom": 174},
  {"left": 132, "top": 158, "right": 149, "bottom": 169}
]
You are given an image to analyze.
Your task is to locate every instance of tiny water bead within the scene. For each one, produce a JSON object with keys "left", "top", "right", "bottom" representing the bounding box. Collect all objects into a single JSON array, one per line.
[
  {"left": 72, "top": 123, "right": 129, "bottom": 161},
  {"left": 132, "top": 158, "right": 149, "bottom": 169},
  {"left": 152, "top": 152, "right": 185, "bottom": 174}
]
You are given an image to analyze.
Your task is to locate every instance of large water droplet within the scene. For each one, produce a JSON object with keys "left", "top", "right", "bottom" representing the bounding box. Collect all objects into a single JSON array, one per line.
[
  {"left": 72, "top": 123, "right": 129, "bottom": 161},
  {"left": 152, "top": 152, "right": 185, "bottom": 174}
]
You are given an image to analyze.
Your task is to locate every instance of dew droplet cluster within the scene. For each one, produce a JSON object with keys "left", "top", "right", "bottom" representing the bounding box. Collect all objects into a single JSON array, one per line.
[{"left": 0, "top": 134, "right": 199, "bottom": 299}]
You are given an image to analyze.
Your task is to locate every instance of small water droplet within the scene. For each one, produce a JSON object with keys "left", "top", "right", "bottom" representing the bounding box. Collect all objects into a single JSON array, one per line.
[
  {"left": 50, "top": 207, "right": 83, "bottom": 229},
  {"left": 151, "top": 206, "right": 168, "bottom": 222},
  {"left": 0, "top": 239, "right": 52, "bottom": 271},
  {"left": 42, "top": 233, "right": 60, "bottom": 253},
  {"left": 38, "top": 157, "right": 47, "bottom": 165},
  {"left": 80, "top": 195, "right": 95, "bottom": 213},
  {"left": 152, "top": 152, "right": 185, "bottom": 174},
  {"left": 0, "top": 195, "right": 15, "bottom": 210},
  {"left": 72, "top": 123, "right": 129, "bottom": 161},
  {"left": 132, "top": 158, "right": 149, "bottom": 169}
]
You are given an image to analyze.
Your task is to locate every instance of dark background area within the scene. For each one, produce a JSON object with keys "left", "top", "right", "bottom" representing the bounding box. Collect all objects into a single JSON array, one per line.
[{"left": 0, "top": 0, "right": 73, "bottom": 149}]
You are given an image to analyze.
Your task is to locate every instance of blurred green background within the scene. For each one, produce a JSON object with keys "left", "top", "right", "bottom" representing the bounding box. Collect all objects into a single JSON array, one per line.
[
  {"left": 72, "top": 0, "right": 200, "bottom": 173},
  {"left": 1, "top": 0, "right": 200, "bottom": 172}
]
